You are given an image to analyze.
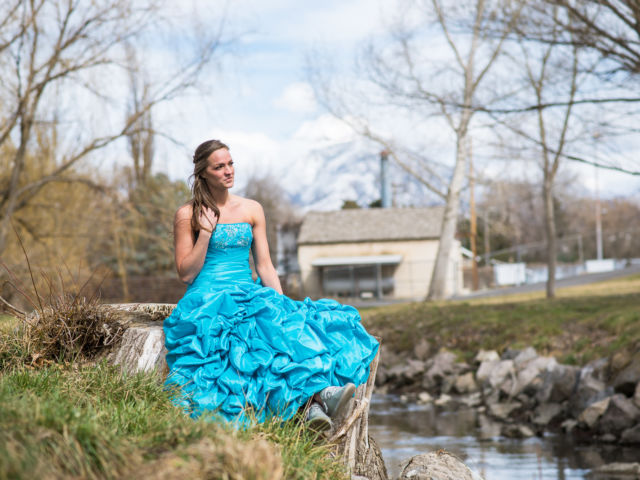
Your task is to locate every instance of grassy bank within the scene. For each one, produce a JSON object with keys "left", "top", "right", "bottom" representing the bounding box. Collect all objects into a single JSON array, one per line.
[
  {"left": 0, "top": 318, "right": 347, "bottom": 480},
  {"left": 361, "top": 273, "right": 640, "bottom": 365}
]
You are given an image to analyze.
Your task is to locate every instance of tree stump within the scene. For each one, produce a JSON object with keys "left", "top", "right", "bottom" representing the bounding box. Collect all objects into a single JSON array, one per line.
[{"left": 106, "top": 303, "right": 174, "bottom": 375}]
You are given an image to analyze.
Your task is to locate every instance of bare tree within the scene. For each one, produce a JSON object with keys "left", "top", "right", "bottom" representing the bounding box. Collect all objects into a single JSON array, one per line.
[
  {"left": 125, "top": 46, "right": 155, "bottom": 187},
  {"left": 486, "top": 0, "right": 640, "bottom": 177},
  {"left": 310, "top": 0, "right": 524, "bottom": 300},
  {"left": 540, "top": 0, "right": 640, "bottom": 75},
  {"left": 486, "top": 3, "right": 617, "bottom": 297},
  {"left": 0, "top": 0, "right": 231, "bottom": 256}
]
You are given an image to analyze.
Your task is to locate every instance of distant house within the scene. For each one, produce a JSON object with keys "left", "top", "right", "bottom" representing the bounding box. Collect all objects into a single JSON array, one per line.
[{"left": 297, "top": 207, "right": 463, "bottom": 300}]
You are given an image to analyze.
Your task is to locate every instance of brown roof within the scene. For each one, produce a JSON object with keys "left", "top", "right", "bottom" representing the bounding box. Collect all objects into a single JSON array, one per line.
[{"left": 298, "top": 207, "right": 444, "bottom": 245}]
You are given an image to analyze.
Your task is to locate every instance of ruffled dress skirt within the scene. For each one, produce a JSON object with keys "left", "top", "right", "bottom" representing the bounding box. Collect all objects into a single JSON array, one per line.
[{"left": 163, "top": 223, "right": 379, "bottom": 424}]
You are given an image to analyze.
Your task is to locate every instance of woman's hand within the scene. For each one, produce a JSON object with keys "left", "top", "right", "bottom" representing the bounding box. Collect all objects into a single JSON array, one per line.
[{"left": 199, "top": 206, "right": 218, "bottom": 233}]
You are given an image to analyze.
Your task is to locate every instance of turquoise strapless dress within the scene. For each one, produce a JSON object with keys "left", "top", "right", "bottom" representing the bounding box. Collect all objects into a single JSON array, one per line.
[{"left": 163, "top": 223, "right": 379, "bottom": 424}]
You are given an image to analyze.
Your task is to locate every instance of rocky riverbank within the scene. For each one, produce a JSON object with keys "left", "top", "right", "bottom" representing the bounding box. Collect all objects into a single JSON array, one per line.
[{"left": 375, "top": 341, "right": 640, "bottom": 445}]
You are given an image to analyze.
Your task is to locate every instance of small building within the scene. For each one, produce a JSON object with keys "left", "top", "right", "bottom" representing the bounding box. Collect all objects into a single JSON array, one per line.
[{"left": 297, "top": 207, "right": 463, "bottom": 300}]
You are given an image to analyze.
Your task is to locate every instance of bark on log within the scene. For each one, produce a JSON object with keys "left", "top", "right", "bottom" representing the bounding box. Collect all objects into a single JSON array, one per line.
[{"left": 106, "top": 303, "right": 174, "bottom": 376}]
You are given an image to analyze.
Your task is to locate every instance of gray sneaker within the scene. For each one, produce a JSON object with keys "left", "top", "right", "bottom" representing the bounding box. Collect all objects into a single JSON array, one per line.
[
  {"left": 319, "top": 383, "right": 356, "bottom": 419},
  {"left": 305, "top": 402, "right": 332, "bottom": 432}
]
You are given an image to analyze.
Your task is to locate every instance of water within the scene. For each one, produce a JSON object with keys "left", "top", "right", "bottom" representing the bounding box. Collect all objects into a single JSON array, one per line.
[{"left": 368, "top": 394, "right": 640, "bottom": 480}]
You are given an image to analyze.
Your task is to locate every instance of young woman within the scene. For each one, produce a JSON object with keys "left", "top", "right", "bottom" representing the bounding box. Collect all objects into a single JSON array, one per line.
[{"left": 164, "top": 139, "right": 379, "bottom": 430}]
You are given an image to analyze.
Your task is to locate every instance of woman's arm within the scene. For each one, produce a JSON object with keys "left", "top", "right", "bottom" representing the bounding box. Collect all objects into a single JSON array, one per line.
[
  {"left": 250, "top": 201, "right": 283, "bottom": 294},
  {"left": 174, "top": 204, "right": 217, "bottom": 284}
]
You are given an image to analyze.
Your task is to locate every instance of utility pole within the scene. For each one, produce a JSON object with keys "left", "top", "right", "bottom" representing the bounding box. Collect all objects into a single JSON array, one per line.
[
  {"left": 483, "top": 208, "right": 490, "bottom": 266},
  {"left": 593, "top": 133, "right": 604, "bottom": 260},
  {"left": 468, "top": 138, "right": 478, "bottom": 290},
  {"left": 595, "top": 165, "right": 603, "bottom": 260}
]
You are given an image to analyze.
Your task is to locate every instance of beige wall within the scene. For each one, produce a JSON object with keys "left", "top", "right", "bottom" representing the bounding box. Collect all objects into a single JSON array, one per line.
[{"left": 298, "top": 239, "right": 462, "bottom": 299}]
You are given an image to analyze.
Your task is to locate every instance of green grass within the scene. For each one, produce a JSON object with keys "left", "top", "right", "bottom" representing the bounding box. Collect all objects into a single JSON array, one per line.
[
  {"left": 0, "top": 361, "right": 347, "bottom": 480},
  {"left": 361, "top": 273, "right": 640, "bottom": 365},
  {"left": 0, "top": 315, "right": 15, "bottom": 333}
]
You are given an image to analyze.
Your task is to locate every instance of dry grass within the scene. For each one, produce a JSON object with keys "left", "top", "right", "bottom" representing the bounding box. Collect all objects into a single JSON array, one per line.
[
  {"left": 1, "top": 244, "right": 126, "bottom": 364},
  {"left": 134, "top": 436, "right": 283, "bottom": 480},
  {"left": 464, "top": 273, "right": 640, "bottom": 305},
  {"left": 23, "top": 295, "right": 125, "bottom": 363}
]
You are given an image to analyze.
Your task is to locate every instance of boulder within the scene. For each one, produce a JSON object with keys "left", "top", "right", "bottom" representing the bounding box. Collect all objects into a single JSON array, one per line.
[
  {"left": 610, "top": 350, "right": 634, "bottom": 374},
  {"left": 501, "top": 348, "right": 521, "bottom": 360},
  {"left": 379, "top": 344, "right": 404, "bottom": 369},
  {"left": 417, "top": 392, "right": 433, "bottom": 404},
  {"left": 454, "top": 372, "right": 479, "bottom": 394},
  {"left": 405, "top": 359, "right": 427, "bottom": 379},
  {"left": 581, "top": 357, "right": 609, "bottom": 383},
  {"left": 413, "top": 339, "right": 432, "bottom": 361},
  {"left": 569, "top": 374, "right": 609, "bottom": 414},
  {"left": 513, "top": 347, "right": 538, "bottom": 369},
  {"left": 386, "top": 364, "right": 410, "bottom": 384},
  {"left": 398, "top": 451, "right": 484, "bottom": 480},
  {"left": 612, "top": 356, "right": 640, "bottom": 397},
  {"left": 535, "top": 364, "right": 579, "bottom": 404},
  {"left": 532, "top": 403, "right": 563, "bottom": 427},
  {"left": 621, "top": 424, "right": 640, "bottom": 444},
  {"left": 474, "top": 350, "right": 499, "bottom": 364},
  {"left": 476, "top": 359, "right": 499, "bottom": 384},
  {"left": 512, "top": 365, "right": 543, "bottom": 397},
  {"left": 499, "top": 377, "right": 516, "bottom": 398},
  {"left": 501, "top": 424, "right": 535, "bottom": 438},
  {"left": 578, "top": 397, "right": 611, "bottom": 429},
  {"left": 511, "top": 356, "right": 557, "bottom": 397},
  {"left": 434, "top": 394, "right": 453, "bottom": 407},
  {"left": 423, "top": 350, "right": 457, "bottom": 388},
  {"left": 596, "top": 394, "right": 640, "bottom": 435},
  {"left": 488, "top": 401, "right": 521, "bottom": 421},
  {"left": 599, "top": 433, "right": 617, "bottom": 443},
  {"left": 561, "top": 419, "right": 578, "bottom": 433},
  {"left": 459, "top": 392, "right": 483, "bottom": 408},
  {"left": 488, "top": 360, "right": 515, "bottom": 390},
  {"left": 440, "top": 375, "right": 457, "bottom": 395},
  {"left": 591, "top": 462, "right": 640, "bottom": 478}
]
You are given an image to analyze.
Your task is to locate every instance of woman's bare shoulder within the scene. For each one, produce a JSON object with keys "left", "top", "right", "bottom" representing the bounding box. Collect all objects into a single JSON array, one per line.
[
  {"left": 231, "top": 195, "right": 263, "bottom": 225},
  {"left": 175, "top": 202, "right": 193, "bottom": 221},
  {"left": 231, "top": 194, "right": 258, "bottom": 209}
]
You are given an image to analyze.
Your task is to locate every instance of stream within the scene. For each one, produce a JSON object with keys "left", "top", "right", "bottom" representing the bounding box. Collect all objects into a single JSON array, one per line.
[{"left": 368, "top": 394, "right": 640, "bottom": 480}]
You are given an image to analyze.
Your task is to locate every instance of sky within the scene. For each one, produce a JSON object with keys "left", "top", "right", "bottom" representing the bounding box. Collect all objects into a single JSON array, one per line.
[{"left": 148, "top": 0, "right": 640, "bottom": 209}]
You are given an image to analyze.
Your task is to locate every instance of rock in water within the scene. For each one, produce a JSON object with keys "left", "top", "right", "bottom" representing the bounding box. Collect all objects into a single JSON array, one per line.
[
  {"left": 591, "top": 462, "right": 640, "bottom": 478},
  {"left": 398, "top": 451, "right": 484, "bottom": 480}
]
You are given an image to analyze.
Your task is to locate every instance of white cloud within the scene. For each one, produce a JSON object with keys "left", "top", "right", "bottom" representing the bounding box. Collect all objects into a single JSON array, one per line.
[
  {"left": 292, "top": 114, "right": 354, "bottom": 144},
  {"left": 273, "top": 82, "right": 317, "bottom": 113}
]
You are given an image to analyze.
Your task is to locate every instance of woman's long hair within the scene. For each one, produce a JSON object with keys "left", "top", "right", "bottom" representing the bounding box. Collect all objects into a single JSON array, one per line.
[{"left": 190, "top": 139, "right": 229, "bottom": 233}]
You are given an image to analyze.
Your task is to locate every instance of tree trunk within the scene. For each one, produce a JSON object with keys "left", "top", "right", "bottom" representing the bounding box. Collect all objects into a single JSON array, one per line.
[
  {"left": 543, "top": 177, "right": 556, "bottom": 298},
  {"left": 428, "top": 129, "right": 468, "bottom": 300}
]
